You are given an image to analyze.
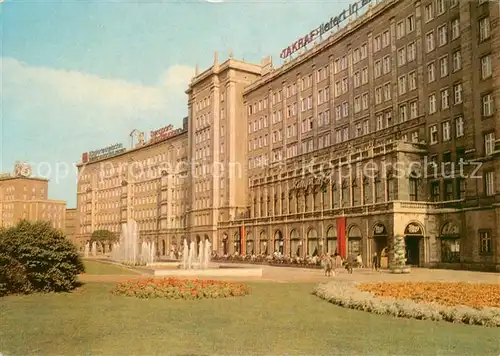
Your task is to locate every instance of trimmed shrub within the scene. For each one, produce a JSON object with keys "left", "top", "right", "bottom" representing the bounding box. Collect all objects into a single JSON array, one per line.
[{"left": 0, "top": 220, "right": 85, "bottom": 296}]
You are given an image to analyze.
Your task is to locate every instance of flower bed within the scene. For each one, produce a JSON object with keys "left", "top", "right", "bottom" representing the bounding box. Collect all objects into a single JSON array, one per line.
[
  {"left": 313, "top": 281, "right": 500, "bottom": 327},
  {"left": 211, "top": 254, "right": 323, "bottom": 269},
  {"left": 358, "top": 282, "right": 500, "bottom": 309},
  {"left": 112, "top": 278, "right": 251, "bottom": 300}
]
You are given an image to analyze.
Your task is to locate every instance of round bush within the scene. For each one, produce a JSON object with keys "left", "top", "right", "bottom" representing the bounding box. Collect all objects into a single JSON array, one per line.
[
  {"left": 112, "top": 278, "right": 251, "bottom": 299},
  {"left": 0, "top": 220, "right": 85, "bottom": 295}
]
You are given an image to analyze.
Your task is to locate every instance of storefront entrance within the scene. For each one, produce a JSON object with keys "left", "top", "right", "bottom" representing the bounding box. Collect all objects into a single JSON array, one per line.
[
  {"left": 404, "top": 222, "right": 424, "bottom": 267},
  {"left": 404, "top": 236, "right": 420, "bottom": 266}
]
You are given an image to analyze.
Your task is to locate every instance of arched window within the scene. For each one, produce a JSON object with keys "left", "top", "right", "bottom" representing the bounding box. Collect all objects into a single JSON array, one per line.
[
  {"left": 307, "top": 228, "right": 319, "bottom": 257},
  {"left": 326, "top": 226, "right": 337, "bottom": 254},
  {"left": 259, "top": 231, "right": 268, "bottom": 255},
  {"left": 347, "top": 225, "right": 362, "bottom": 257},
  {"left": 246, "top": 233, "right": 254, "bottom": 256},
  {"left": 290, "top": 229, "right": 301, "bottom": 257},
  {"left": 274, "top": 230, "right": 284, "bottom": 254}
]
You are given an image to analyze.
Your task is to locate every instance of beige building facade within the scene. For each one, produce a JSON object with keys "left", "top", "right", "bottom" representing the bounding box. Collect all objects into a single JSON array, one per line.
[
  {"left": 0, "top": 170, "right": 66, "bottom": 231},
  {"left": 65, "top": 208, "right": 77, "bottom": 244},
  {"left": 75, "top": 121, "right": 189, "bottom": 254},
  {"left": 76, "top": 0, "right": 499, "bottom": 270}
]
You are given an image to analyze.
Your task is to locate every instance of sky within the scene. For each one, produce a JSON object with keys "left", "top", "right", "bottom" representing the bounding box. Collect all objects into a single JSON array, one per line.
[{"left": 1, "top": 0, "right": 349, "bottom": 208}]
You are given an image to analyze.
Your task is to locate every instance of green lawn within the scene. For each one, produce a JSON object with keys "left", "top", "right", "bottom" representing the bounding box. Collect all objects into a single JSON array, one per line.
[
  {"left": 82, "top": 260, "right": 140, "bottom": 275},
  {"left": 1, "top": 282, "right": 498, "bottom": 356}
]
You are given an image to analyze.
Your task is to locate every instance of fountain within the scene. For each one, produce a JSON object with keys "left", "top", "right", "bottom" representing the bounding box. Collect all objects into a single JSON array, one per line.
[
  {"left": 84, "top": 242, "right": 90, "bottom": 258},
  {"left": 109, "top": 219, "right": 145, "bottom": 265},
  {"left": 182, "top": 239, "right": 189, "bottom": 269}
]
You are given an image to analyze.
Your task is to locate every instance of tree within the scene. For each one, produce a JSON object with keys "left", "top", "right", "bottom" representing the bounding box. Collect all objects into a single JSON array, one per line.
[
  {"left": 91, "top": 229, "right": 118, "bottom": 254},
  {"left": 0, "top": 220, "right": 84, "bottom": 296}
]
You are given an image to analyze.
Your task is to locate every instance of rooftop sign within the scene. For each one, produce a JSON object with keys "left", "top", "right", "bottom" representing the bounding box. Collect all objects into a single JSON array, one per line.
[
  {"left": 150, "top": 124, "right": 183, "bottom": 143},
  {"left": 82, "top": 143, "right": 126, "bottom": 164},
  {"left": 280, "top": 0, "right": 372, "bottom": 59}
]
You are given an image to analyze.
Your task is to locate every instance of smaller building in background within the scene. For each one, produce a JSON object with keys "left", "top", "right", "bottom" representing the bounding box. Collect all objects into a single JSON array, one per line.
[
  {"left": 65, "top": 208, "right": 77, "bottom": 245},
  {"left": 0, "top": 162, "right": 66, "bottom": 231}
]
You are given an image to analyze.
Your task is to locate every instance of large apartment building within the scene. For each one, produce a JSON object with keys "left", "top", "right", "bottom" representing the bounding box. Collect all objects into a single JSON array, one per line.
[
  {"left": 76, "top": 0, "right": 499, "bottom": 270},
  {"left": 0, "top": 163, "right": 66, "bottom": 230},
  {"left": 75, "top": 120, "right": 189, "bottom": 254}
]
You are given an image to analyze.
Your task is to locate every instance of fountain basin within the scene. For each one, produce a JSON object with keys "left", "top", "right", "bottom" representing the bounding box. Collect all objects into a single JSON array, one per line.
[{"left": 144, "top": 265, "right": 263, "bottom": 277}]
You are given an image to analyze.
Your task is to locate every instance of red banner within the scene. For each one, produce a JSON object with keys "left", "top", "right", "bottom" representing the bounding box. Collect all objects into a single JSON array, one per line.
[
  {"left": 336, "top": 216, "right": 347, "bottom": 258},
  {"left": 240, "top": 226, "right": 245, "bottom": 255}
]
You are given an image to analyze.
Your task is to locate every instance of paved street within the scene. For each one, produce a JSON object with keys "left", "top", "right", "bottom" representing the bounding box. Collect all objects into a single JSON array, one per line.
[{"left": 79, "top": 263, "right": 500, "bottom": 284}]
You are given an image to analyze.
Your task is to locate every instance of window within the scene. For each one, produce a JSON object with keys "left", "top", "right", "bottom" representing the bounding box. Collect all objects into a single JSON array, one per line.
[
  {"left": 410, "top": 100, "right": 418, "bottom": 119},
  {"left": 430, "top": 124, "right": 438, "bottom": 144},
  {"left": 398, "top": 47, "right": 406, "bottom": 66},
  {"left": 485, "top": 172, "right": 495, "bottom": 196},
  {"left": 335, "top": 81, "right": 341, "bottom": 97},
  {"left": 411, "top": 131, "right": 419, "bottom": 143},
  {"left": 454, "top": 83, "right": 463, "bottom": 104},
  {"left": 428, "top": 93, "right": 437, "bottom": 114},
  {"left": 382, "top": 30, "right": 390, "bottom": 47},
  {"left": 444, "top": 180, "right": 454, "bottom": 201},
  {"left": 428, "top": 62, "right": 435, "bottom": 82},
  {"left": 398, "top": 75, "right": 407, "bottom": 95},
  {"left": 426, "top": 31, "right": 435, "bottom": 52},
  {"left": 354, "top": 122, "right": 362, "bottom": 137},
  {"left": 353, "top": 48, "right": 360, "bottom": 63},
  {"left": 409, "top": 71, "right": 417, "bottom": 90},
  {"left": 384, "top": 83, "right": 391, "bottom": 101},
  {"left": 438, "top": 24, "right": 447, "bottom": 46},
  {"left": 442, "top": 121, "right": 451, "bottom": 141},
  {"left": 479, "top": 230, "right": 492, "bottom": 254},
  {"left": 354, "top": 96, "right": 361, "bottom": 113},
  {"left": 431, "top": 181, "right": 440, "bottom": 201},
  {"left": 363, "top": 120, "right": 370, "bottom": 135},
  {"left": 407, "top": 14, "right": 415, "bottom": 33},
  {"left": 335, "top": 130, "right": 342, "bottom": 143},
  {"left": 354, "top": 71, "right": 361, "bottom": 88},
  {"left": 425, "top": 3, "right": 434, "bottom": 22},
  {"left": 441, "top": 88, "right": 450, "bottom": 109},
  {"left": 362, "top": 93, "right": 369, "bottom": 110},
  {"left": 335, "top": 106, "right": 342, "bottom": 120},
  {"left": 374, "top": 60, "right": 382, "bottom": 78},
  {"left": 481, "top": 55, "right": 492, "bottom": 79},
  {"left": 342, "top": 102, "right": 349, "bottom": 117},
  {"left": 407, "top": 42, "right": 416, "bottom": 62},
  {"left": 385, "top": 111, "right": 392, "bottom": 127},
  {"left": 376, "top": 114, "right": 384, "bottom": 131},
  {"left": 374, "top": 35, "right": 381, "bottom": 52},
  {"left": 479, "top": 17, "right": 491, "bottom": 41},
  {"left": 482, "top": 93, "right": 494, "bottom": 116},
  {"left": 437, "top": 0, "right": 445, "bottom": 14},
  {"left": 361, "top": 43, "right": 367, "bottom": 59},
  {"left": 439, "top": 56, "right": 448, "bottom": 77},
  {"left": 375, "top": 87, "right": 382, "bottom": 104},
  {"left": 455, "top": 116, "right": 464, "bottom": 138},
  {"left": 485, "top": 132, "right": 495, "bottom": 155},
  {"left": 399, "top": 104, "right": 408, "bottom": 122},
  {"left": 451, "top": 18, "right": 460, "bottom": 40},
  {"left": 361, "top": 67, "right": 368, "bottom": 84},
  {"left": 343, "top": 127, "right": 349, "bottom": 141},
  {"left": 396, "top": 21, "right": 405, "bottom": 39},
  {"left": 452, "top": 51, "right": 461, "bottom": 72},
  {"left": 342, "top": 77, "right": 349, "bottom": 93},
  {"left": 383, "top": 56, "right": 391, "bottom": 73}
]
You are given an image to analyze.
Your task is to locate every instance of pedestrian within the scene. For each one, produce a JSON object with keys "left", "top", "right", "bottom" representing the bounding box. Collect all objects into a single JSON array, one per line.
[
  {"left": 372, "top": 252, "right": 379, "bottom": 271},
  {"left": 356, "top": 253, "right": 363, "bottom": 268}
]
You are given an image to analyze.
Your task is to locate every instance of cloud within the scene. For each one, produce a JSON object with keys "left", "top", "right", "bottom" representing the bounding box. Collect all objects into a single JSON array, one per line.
[
  {"left": 2, "top": 58, "right": 194, "bottom": 117},
  {"left": 1, "top": 57, "right": 194, "bottom": 206}
]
